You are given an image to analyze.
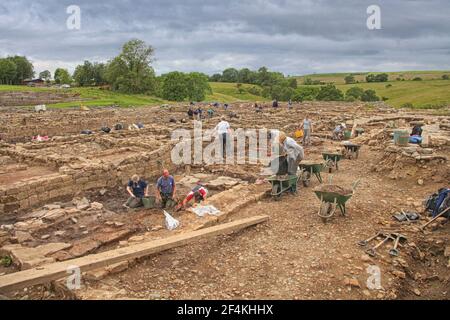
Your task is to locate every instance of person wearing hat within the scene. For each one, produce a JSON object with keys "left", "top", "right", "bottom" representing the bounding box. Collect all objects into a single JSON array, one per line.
[
  {"left": 176, "top": 183, "right": 209, "bottom": 211},
  {"left": 124, "top": 174, "right": 149, "bottom": 209},
  {"left": 278, "top": 132, "right": 304, "bottom": 176}
]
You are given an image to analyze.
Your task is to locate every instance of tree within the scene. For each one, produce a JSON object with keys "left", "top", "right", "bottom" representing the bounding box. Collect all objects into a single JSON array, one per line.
[
  {"left": 286, "top": 78, "right": 298, "bottom": 89},
  {"left": 161, "top": 72, "right": 189, "bottom": 101},
  {"left": 7, "top": 56, "right": 34, "bottom": 84},
  {"left": 74, "top": 61, "right": 107, "bottom": 86},
  {"left": 292, "top": 87, "right": 320, "bottom": 102},
  {"left": 346, "top": 87, "right": 365, "bottom": 100},
  {"left": 0, "top": 59, "right": 17, "bottom": 84},
  {"left": 209, "top": 73, "right": 222, "bottom": 82},
  {"left": 105, "top": 39, "right": 156, "bottom": 94},
  {"left": 221, "top": 68, "right": 239, "bottom": 82},
  {"left": 238, "top": 68, "right": 252, "bottom": 84},
  {"left": 39, "top": 70, "right": 51, "bottom": 82},
  {"left": 366, "top": 73, "right": 389, "bottom": 83},
  {"left": 248, "top": 86, "right": 261, "bottom": 96},
  {"left": 344, "top": 75, "right": 356, "bottom": 84},
  {"left": 316, "top": 84, "right": 344, "bottom": 101},
  {"left": 361, "top": 89, "right": 380, "bottom": 102},
  {"left": 186, "top": 72, "right": 211, "bottom": 101},
  {"left": 442, "top": 74, "right": 449, "bottom": 80},
  {"left": 54, "top": 68, "right": 72, "bottom": 84},
  {"left": 236, "top": 83, "right": 245, "bottom": 94}
]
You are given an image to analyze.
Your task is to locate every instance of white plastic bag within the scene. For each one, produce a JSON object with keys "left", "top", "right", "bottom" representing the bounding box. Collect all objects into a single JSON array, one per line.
[
  {"left": 190, "top": 205, "right": 221, "bottom": 217},
  {"left": 164, "top": 210, "right": 180, "bottom": 231}
]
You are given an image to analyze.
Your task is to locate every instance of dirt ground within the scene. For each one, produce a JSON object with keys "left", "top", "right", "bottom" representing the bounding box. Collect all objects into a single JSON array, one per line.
[
  {"left": 0, "top": 101, "right": 449, "bottom": 300},
  {"left": 79, "top": 136, "right": 449, "bottom": 300}
]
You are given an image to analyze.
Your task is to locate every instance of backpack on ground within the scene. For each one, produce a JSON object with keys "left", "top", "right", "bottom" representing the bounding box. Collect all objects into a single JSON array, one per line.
[{"left": 425, "top": 188, "right": 450, "bottom": 218}]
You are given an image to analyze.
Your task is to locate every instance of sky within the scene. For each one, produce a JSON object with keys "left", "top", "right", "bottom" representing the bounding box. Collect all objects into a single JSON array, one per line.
[{"left": 0, "top": 0, "right": 449, "bottom": 76}]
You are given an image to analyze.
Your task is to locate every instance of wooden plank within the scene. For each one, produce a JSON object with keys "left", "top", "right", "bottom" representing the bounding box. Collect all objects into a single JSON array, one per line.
[{"left": 0, "top": 215, "right": 269, "bottom": 294}]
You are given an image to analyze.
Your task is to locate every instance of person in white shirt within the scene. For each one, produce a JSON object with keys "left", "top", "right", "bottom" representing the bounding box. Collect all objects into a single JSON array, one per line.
[
  {"left": 300, "top": 115, "right": 313, "bottom": 146},
  {"left": 279, "top": 132, "right": 304, "bottom": 175},
  {"left": 215, "top": 117, "right": 232, "bottom": 159}
]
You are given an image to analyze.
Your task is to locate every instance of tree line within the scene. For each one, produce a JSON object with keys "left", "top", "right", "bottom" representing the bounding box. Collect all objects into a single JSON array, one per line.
[
  {"left": 1, "top": 39, "right": 212, "bottom": 102},
  {"left": 56, "top": 40, "right": 212, "bottom": 101},
  {"left": 0, "top": 56, "right": 34, "bottom": 85},
  {"left": 1, "top": 39, "right": 387, "bottom": 103}
]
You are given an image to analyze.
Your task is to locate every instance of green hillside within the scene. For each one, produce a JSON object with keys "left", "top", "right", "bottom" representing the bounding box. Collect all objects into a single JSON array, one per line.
[
  {"left": 0, "top": 83, "right": 268, "bottom": 108},
  {"left": 296, "top": 70, "right": 450, "bottom": 85},
  {"left": 294, "top": 70, "right": 450, "bottom": 108},
  {"left": 206, "top": 82, "right": 269, "bottom": 102}
]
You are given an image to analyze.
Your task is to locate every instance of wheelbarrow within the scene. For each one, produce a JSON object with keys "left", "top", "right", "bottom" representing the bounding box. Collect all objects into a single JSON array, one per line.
[
  {"left": 267, "top": 174, "right": 300, "bottom": 200},
  {"left": 298, "top": 161, "right": 324, "bottom": 186},
  {"left": 322, "top": 152, "right": 343, "bottom": 173},
  {"left": 314, "top": 180, "right": 360, "bottom": 223},
  {"left": 342, "top": 143, "right": 361, "bottom": 160}
]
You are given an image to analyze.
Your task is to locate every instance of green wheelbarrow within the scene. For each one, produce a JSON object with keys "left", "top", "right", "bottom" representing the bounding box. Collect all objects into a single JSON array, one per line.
[
  {"left": 322, "top": 152, "right": 344, "bottom": 173},
  {"left": 298, "top": 161, "right": 325, "bottom": 187},
  {"left": 342, "top": 143, "right": 361, "bottom": 160},
  {"left": 267, "top": 174, "right": 300, "bottom": 200},
  {"left": 314, "top": 180, "right": 360, "bottom": 223}
]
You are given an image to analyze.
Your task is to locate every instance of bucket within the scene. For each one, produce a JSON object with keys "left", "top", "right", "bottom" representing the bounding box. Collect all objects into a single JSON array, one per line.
[
  {"left": 397, "top": 134, "right": 410, "bottom": 146},
  {"left": 394, "top": 130, "right": 409, "bottom": 146},
  {"left": 295, "top": 130, "right": 304, "bottom": 139},
  {"left": 142, "top": 196, "right": 156, "bottom": 209},
  {"left": 344, "top": 131, "right": 352, "bottom": 140},
  {"left": 166, "top": 199, "right": 177, "bottom": 209}
]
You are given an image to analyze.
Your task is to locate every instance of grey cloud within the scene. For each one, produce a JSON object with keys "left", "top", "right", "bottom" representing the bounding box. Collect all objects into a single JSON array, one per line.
[{"left": 0, "top": 0, "right": 449, "bottom": 75}]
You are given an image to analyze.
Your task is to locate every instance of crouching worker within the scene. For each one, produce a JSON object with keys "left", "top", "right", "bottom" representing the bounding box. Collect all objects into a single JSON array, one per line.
[
  {"left": 279, "top": 132, "right": 304, "bottom": 176},
  {"left": 176, "top": 184, "right": 208, "bottom": 211},
  {"left": 156, "top": 169, "right": 176, "bottom": 209},
  {"left": 123, "top": 175, "right": 149, "bottom": 209}
]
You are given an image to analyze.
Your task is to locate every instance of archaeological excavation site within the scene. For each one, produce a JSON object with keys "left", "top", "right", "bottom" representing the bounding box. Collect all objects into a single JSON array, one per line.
[{"left": 0, "top": 99, "right": 449, "bottom": 301}]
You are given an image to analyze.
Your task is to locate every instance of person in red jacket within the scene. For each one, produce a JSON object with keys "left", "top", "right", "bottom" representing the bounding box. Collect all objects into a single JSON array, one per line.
[{"left": 176, "top": 184, "right": 208, "bottom": 211}]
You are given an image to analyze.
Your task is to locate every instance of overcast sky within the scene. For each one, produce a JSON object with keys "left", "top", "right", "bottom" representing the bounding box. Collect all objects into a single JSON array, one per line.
[{"left": 1, "top": 0, "right": 449, "bottom": 76}]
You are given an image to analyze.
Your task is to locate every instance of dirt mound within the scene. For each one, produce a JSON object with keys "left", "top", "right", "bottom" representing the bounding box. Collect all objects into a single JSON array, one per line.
[{"left": 314, "top": 184, "right": 353, "bottom": 196}]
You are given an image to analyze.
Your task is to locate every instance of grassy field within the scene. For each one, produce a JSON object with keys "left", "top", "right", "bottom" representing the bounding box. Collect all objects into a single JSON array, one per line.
[
  {"left": 1, "top": 72, "right": 450, "bottom": 109},
  {"left": 0, "top": 83, "right": 267, "bottom": 108},
  {"left": 206, "top": 82, "right": 269, "bottom": 103},
  {"left": 294, "top": 70, "right": 450, "bottom": 108},
  {"left": 0, "top": 85, "right": 166, "bottom": 108},
  {"left": 294, "top": 79, "right": 450, "bottom": 108},
  {"left": 335, "top": 80, "right": 450, "bottom": 108},
  {"left": 296, "top": 70, "right": 450, "bottom": 85}
]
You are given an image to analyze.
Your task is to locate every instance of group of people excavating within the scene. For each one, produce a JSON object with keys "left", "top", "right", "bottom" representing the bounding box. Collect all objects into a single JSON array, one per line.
[
  {"left": 123, "top": 112, "right": 308, "bottom": 210},
  {"left": 124, "top": 171, "right": 208, "bottom": 211}
]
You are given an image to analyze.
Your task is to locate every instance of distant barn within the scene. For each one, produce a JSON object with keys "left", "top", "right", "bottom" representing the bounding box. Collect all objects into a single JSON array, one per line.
[{"left": 22, "top": 79, "right": 45, "bottom": 87}]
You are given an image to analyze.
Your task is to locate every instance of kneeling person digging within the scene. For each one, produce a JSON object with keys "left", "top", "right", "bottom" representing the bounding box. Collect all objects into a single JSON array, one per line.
[
  {"left": 176, "top": 184, "right": 208, "bottom": 212},
  {"left": 124, "top": 174, "right": 149, "bottom": 209}
]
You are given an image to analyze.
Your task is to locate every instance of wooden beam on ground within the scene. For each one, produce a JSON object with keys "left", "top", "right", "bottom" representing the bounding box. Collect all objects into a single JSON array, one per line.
[{"left": 0, "top": 215, "right": 269, "bottom": 294}]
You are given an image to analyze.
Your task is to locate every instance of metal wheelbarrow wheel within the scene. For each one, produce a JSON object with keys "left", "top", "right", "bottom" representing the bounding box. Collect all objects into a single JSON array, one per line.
[
  {"left": 318, "top": 199, "right": 338, "bottom": 223},
  {"left": 272, "top": 184, "right": 282, "bottom": 200},
  {"left": 301, "top": 170, "right": 312, "bottom": 187},
  {"left": 325, "top": 159, "right": 336, "bottom": 173}
]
